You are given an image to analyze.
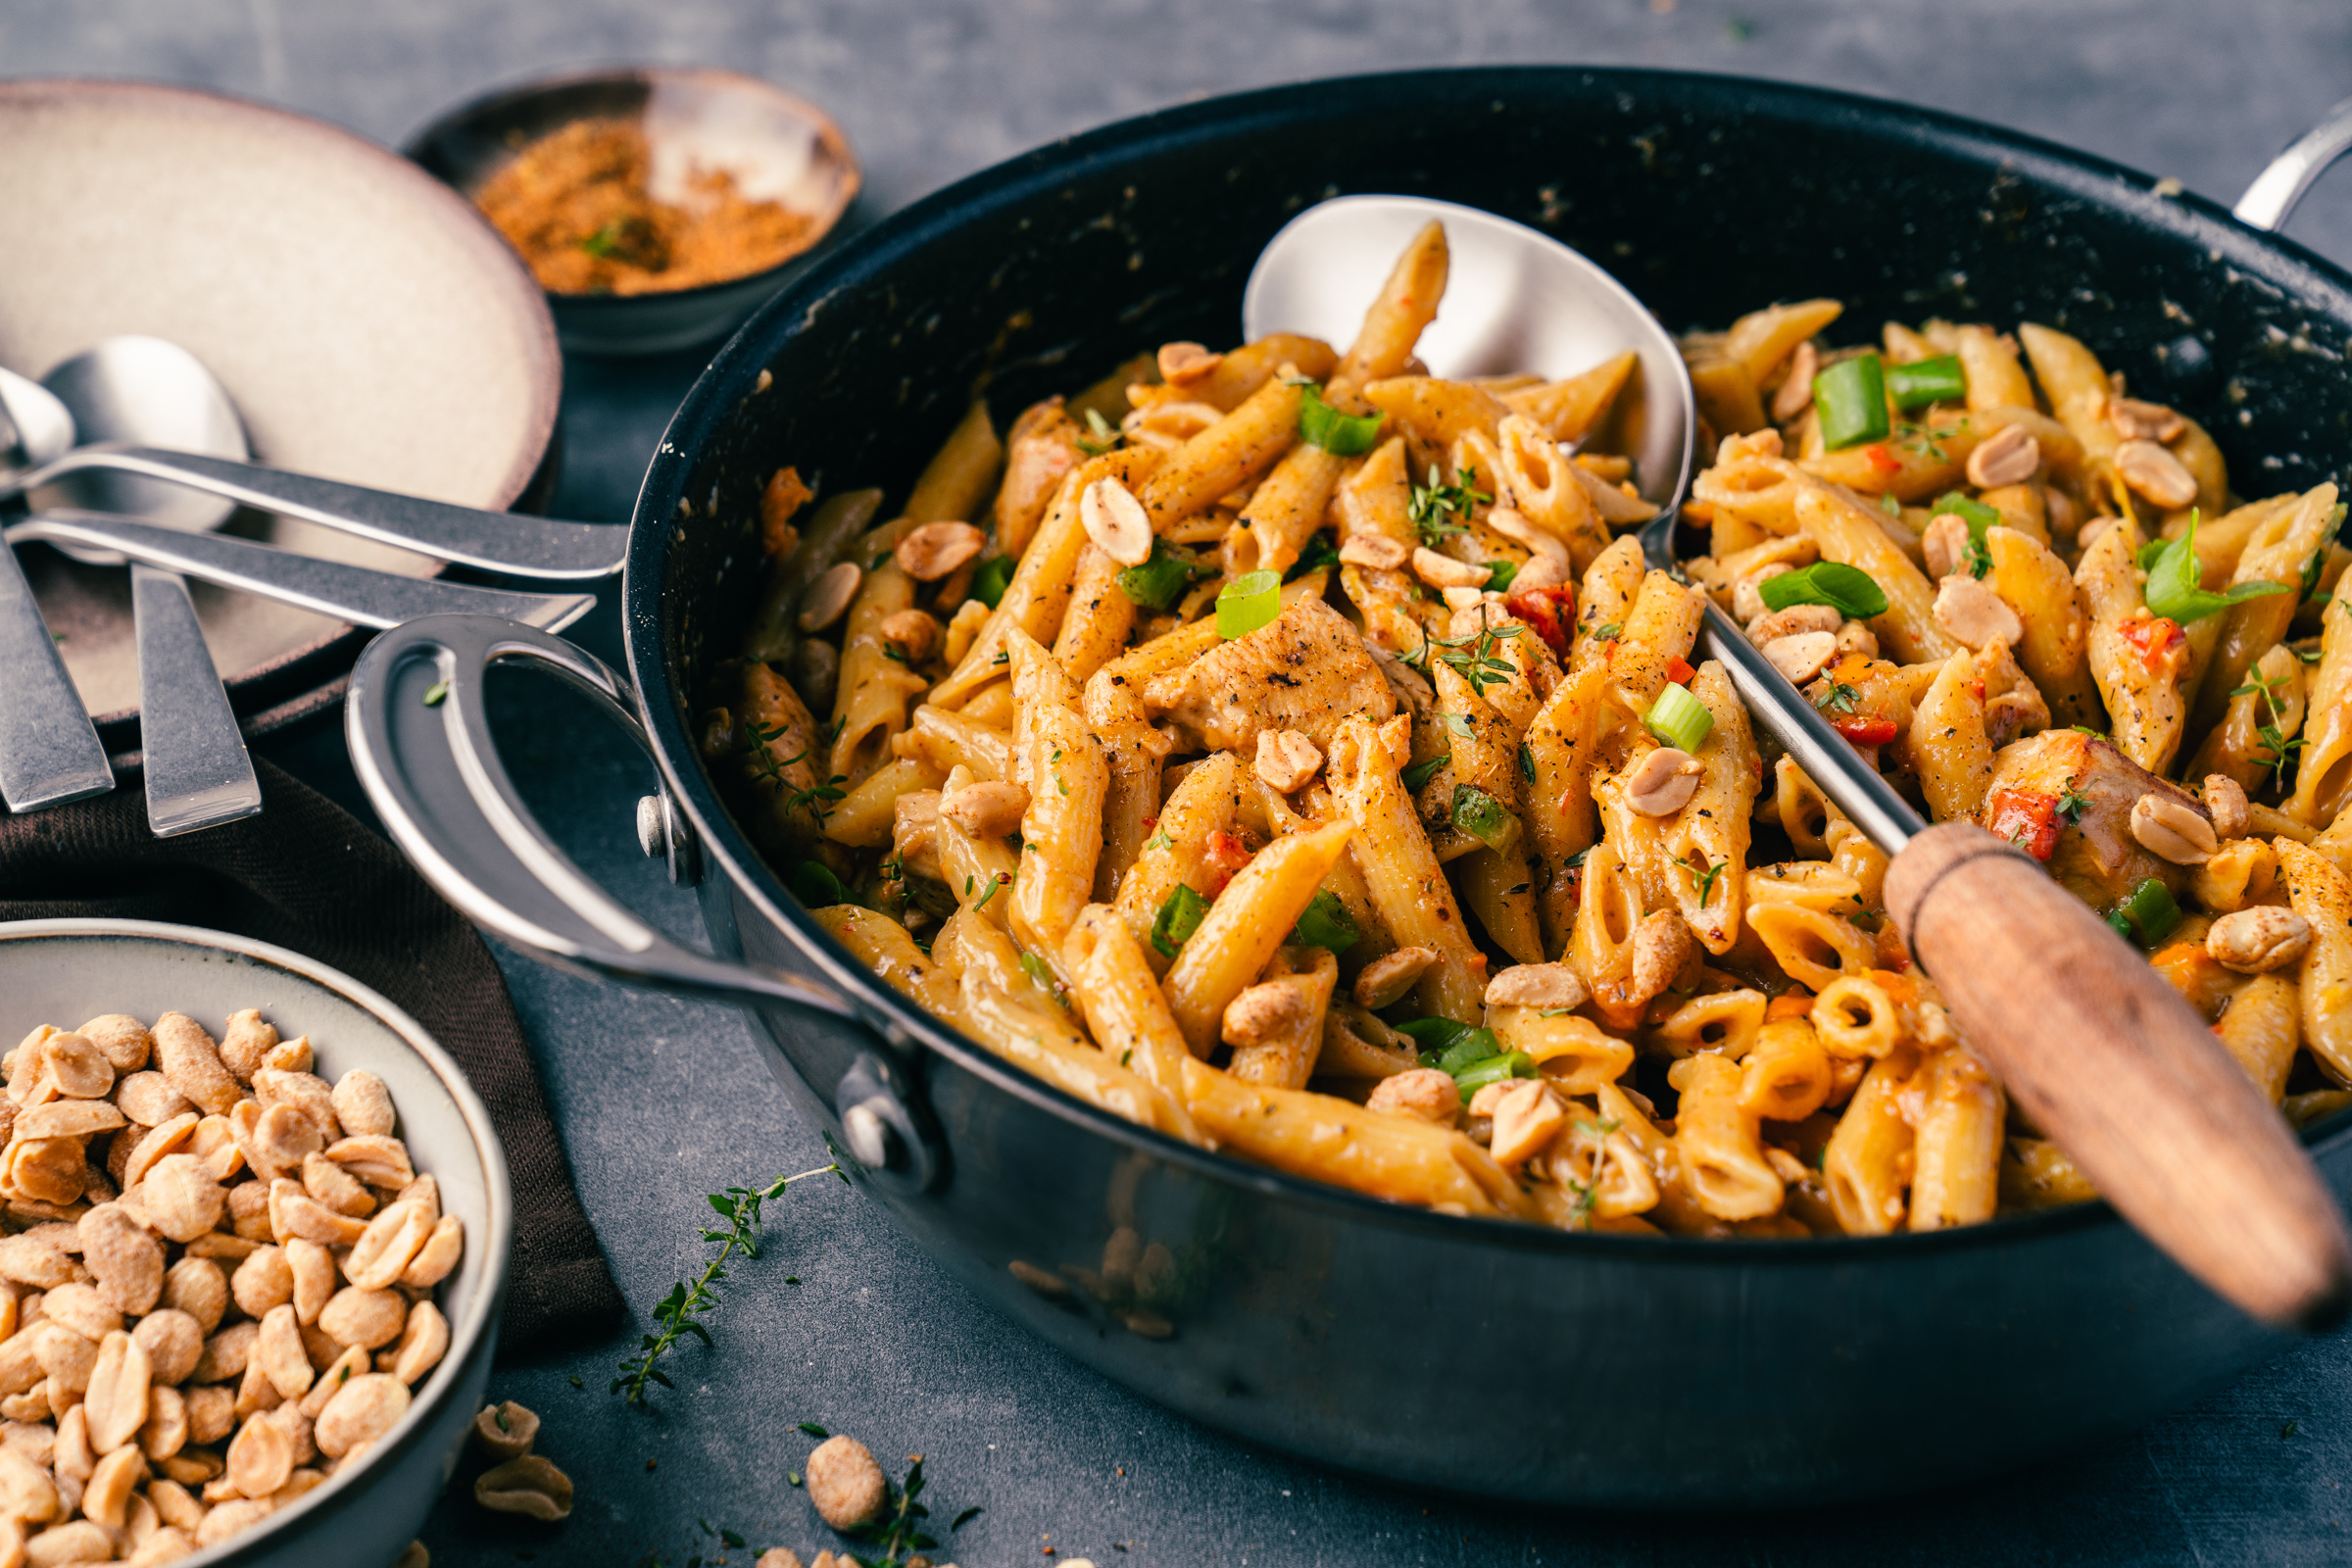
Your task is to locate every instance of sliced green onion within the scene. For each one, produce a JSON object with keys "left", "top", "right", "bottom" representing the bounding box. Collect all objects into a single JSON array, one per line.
[
  {"left": 1451, "top": 1051, "right": 1540, "bottom": 1102},
  {"left": 2143, "top": 514, "right": 2292, "bottom": 626},
  {"left": 1813, "top": 354, "right": 1890, "bottom": 451},
  {"left": 1643, "top": 681, "right": 1714, "bottom": 754},
  {"left": 1216, "top": 570, "right": 1283, "bottom": 639},
  {"left": 1450, "top": 784, "right": 1517, "bottom": 851},
  {"left": 2114, "top": 877, "right": 2181, "bottom": 947},
  {"left": 1934, "top": 492, "right": 2002, "bottom": 535},
  {"left": 1399, "top": 751, "right": 1450, "bottom": 791},
  {"left": 1298, "top": 384, "right": 1384, "bottom": 456},
  {"left": 1758, "top": 561, "right": 1889, "bottom": 620},
  {"left": 973, "top": 555, "right": 1016, "bottom": 610},
  {"left": 1396, "top": 1017, "right": 1479, "bottom": 1056},
  {"left": 1886, "top": 355, "right": 1966, "bottom": 410},
  {"left": 1289, "top": 889, "right": 1359, "bottom": 952},
  {"left": 1018, "top": 951, "right": 1062, "bottom": 998},
  {"left": 791, "top": 861, "right": 849, "bottom": 906},
  {"left": 1484, "top": 559, "right": 1519, "bottom": 594},
  {"left": 1115, "top": 540, "right": 1199, "bottom": 612},
  {"left": 1437, "top": 1031, "right": 1503, "bottom": 1074},
  {"left": 1150, "top": 884, "right": 1213, "bottom": 958}
]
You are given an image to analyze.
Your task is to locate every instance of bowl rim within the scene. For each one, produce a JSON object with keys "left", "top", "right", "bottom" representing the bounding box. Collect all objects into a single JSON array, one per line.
[
  {"left": 631, "top": 62, "right": 2352, "bottom": 1268},
  {"left": 0, "top": 74, "right": 564, "bottom": 745},
  {"left": 399, "top": 63, "right": 864, "bottom": 310},
  {"left": 0, "top": 916, "right": 515, "bottom": 1561}
]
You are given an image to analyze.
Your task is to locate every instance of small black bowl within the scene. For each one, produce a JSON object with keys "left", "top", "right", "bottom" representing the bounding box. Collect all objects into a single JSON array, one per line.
[{"left": 405, "top": 67, "right": 859, "bottom": 357}]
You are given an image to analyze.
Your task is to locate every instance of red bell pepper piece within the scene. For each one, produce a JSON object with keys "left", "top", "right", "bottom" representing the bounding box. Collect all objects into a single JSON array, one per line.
[
  {"left": 1984, "top": 786, "right": 2062, "bottom": 862},
  {"left": 1505, "top": 584, "right": 1577, "bottom": 660},
  {"left": 1832, "top": 715, "right": 1899, "bottom": 747}
]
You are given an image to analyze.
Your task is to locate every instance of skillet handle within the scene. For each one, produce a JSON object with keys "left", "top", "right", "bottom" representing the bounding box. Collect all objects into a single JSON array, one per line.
[
  {"left": 2235, "top": 94, "right": 2352, "bottom": 230},
  {"left": 1886, "top": 823, "right": 2352, "bottom": 1331},
  {"left": 343, "top": 613, "right": 943, "bottom": 1191}
]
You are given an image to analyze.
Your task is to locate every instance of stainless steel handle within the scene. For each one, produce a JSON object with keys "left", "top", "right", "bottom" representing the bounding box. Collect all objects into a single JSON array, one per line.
[
  {"left": 345, "top": 612, "right": 861, "bottom": 1017},
  {"left": 2235, "top": 94, "right": 2352, "bottom": 231},
  {"left": 1696, "top": 600, "right": 1927, "bottom": 853},
  {"left": 4, "top": 512, "right": 595, "bottom": 633},
  {"left": 0, "top": 542, "right": 111, "bottom": 812},
  {"left": 130, "top": 565, "right": 262, "bottom": 836},
  {"left": 21, "top": 444, "right": 628, "bottom": 580}
]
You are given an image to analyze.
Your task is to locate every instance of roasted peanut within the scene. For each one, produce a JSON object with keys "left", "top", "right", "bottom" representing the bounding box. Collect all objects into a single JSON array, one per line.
[
  {"left": 254, "top": 1306, "right": 313, "bottom": 1401},
  {"left": 2202, "top": 773, "right": 2252, "bottom": 841},
  {"left": 1488, "top": 1081, "right": 1569, "bottom": 1166},
  {"left": 2206, "top": 906, "right": 2313, "bottom": 974},
  {"left": 474, "top": 1453, "right": 573, "bottom": 1521},
  {"left": 140, "top": 1385, "right": 188, "bottom": 1462},
  {"left": 113, "top": 1074, "right": 188, "bottom": 1131},
  {"left": 1157, "top": 341, "right": 1221, "bottom": 383},
  {"left": 1747, "top": 603, "right": 1840, "bottom": 643},
  {"left": 894, "top": 520, "right": 985, "bottom": 581},
  {"left": 83, "top": 1439, "right": 146, "bottom": 1528},
  {"left": 472, "top": 1399, "right": 540, "bottom": 1461},
  {"left": 182, "top": 1386, "right": 235, "bottom": 1447},
  {"left": 82, "top": 1330, "right": 150, "bottom": 1452},
  {"left": 227, "top": 1408, "right": 293, "bottom": 1499},
  {"left": 805, "top": 1433, "right": 888, "bottom": 1529},
  {"left": 1364, "top": 1068, "right": 1460, "bottom": 1124},
  {"left": 876, "top": 608, "right": 941, "bottom": 663},
  {"left": 1484, "top": 962, "right": 1589, "bottom": 1010},
  {"left": 321, "top": 1137, "right": 414, "bottom": 1191},
  {"left": 1965, "top": 421, "right": 2041, "bottom": 488},
  {"left": 327, "top": 1071, "right": 395, "bottom": 1140},
  {"left": 1932, "top": 573, "right": 2024, "bottom": 649},
  {"left": 40, "top": 1283, "right": 122, "bottom": 1343},
  {"left": 1252, "top": 728, "right": 1323, "bottom": 793},
  {"left": 318, "top": 1287, "right": 406, "bottom": 1351},
  {"left": 1411, "top": 547, "right": 1489, "bottom": 590},
  {"left": 160, "top": 1260, "right": 226, "bottom": 1338},
  {"left": 1762, "top": 630, "right": 1838, "bottom": 685},
  {"left": 140, "top": 1155, "right": 224, "bottom": 1245},
  {"left": 797, "top": 561, "right": 861, "bottom": 633},
  {"left": 230, "top": 1247, "right": 294, "bottom": 1320},
  {"left": 191, "top": 1321, "right": 256, "bottom": 1386},
  {"left": 2130, "top": 792, "right": 2217, "bottom": 864},
  {"left": 75, "top": 1017, "right": 152, "bottom": 1077},
  {"left": 2115, "top": 438, "right": 2198, "bottom": 509},
  {"left": 400, "top": 1217, "right": 464, "bottom": 1290},
  {"left": 151, "top": 1016, "right": 238, "bottom": 1117},
  {"left": 79, "top": 1202, "right": 164, "bottom": 1316},
  {"left": 1338, "top": 534, "right": 1409, "bottom": 570},
  {"left": 218, "top": 1010, "right": 278, "bottom": 1085},
  {"left": 391, "top": 1301, "right": 449, "bottom": 1386},
  {"left": 315, "top": 1373, "right": 409, "bottom": 1460},
  {"left": 1352, "top": 946, "right": 1438, "bottom": 1010},
  {"left": 1079, "top": 476, "right": 1153, "bottom": 566},
  {"left": 1625, "top": 748, "right": 1702, "bottom": 816},
  {"left": 285, "top": 1240, "right": 335, "bottom": 1327}
]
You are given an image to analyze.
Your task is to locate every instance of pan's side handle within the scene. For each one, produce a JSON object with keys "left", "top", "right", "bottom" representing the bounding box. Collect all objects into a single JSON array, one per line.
[
  {"left": 344, "top": 613, "right": 943, "bottom": 1191},
  {"left": 2235, "top": 95, "right": 2352, "bottom": 231}
]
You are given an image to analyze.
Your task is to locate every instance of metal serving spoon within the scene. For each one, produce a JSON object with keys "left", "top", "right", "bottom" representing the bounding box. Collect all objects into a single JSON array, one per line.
[
  {"left": 41, "top": 336, "right": 262, "bottom": 835},
  {"left": 0, "top": 370, "right": 628, "bottom": 582},
  {"left": 1245, "top": 195, "right": 2352, "bottom": 1329}
]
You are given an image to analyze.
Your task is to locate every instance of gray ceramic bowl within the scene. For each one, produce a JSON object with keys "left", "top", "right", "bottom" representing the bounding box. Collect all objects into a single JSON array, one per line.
[
  {"left": 0, "top": 919, "right": 512, "bottom": 1568},
  {"left": 406, "top": 68, "right": 861, "bottom": 357}
]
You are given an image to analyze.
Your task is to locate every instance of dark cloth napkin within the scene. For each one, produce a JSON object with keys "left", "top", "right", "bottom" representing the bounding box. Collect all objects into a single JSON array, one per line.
[{"left": 0, "top": 757, "right": 622, "bottom": 1349}]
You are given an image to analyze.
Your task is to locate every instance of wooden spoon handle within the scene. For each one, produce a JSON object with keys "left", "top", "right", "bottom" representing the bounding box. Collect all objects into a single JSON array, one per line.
[{"left": 1886, "top": 822, "right": 2352, "bottom": 1330}]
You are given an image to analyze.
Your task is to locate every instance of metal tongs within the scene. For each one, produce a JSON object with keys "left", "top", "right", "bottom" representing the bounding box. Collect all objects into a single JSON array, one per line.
[{"left": 1246, "top": 195, "right": 2352, "bottom": 1329}]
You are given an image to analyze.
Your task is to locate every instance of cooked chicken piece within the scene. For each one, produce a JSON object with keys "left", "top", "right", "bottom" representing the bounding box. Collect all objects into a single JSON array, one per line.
[
  {"left": 1986, "top": 729, "right": 2209, "bottom": 908},
  {"left": 1143, "top": 596, "right": 1396, "bottom": 753}
]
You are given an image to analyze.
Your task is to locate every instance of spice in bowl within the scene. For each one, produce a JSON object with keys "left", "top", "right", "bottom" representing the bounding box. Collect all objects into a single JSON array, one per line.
[{"left": 472, "top": 118, "right": 821, "bottom": 296}]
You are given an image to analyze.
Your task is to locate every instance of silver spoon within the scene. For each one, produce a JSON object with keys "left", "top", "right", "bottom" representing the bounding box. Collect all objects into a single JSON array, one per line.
[
  {"left": 41, "top": 336, "right": 262, "bottom": 835},
  {"left": 1240, "top": 195, "right": 2352, "bottom": 1329},
  {"left": 0, "top": 373, "right": 628, "bottom": 582},
  {"left": 0, "top": 371, "right": 112, "bottom": 813}
]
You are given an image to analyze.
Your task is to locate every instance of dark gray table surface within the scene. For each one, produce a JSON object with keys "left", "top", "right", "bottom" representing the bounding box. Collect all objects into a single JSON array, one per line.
[{"left": 12, "top": 2, "right": 2352, "bottom": 1563}]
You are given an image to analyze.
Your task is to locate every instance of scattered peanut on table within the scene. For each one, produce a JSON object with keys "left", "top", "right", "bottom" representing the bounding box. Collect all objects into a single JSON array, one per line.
[{"left": 0, "top": 1007, "right": 465, "bottom": 1560}]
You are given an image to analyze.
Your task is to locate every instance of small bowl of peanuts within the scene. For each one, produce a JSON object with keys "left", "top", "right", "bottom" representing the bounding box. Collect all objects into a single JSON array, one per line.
[{"left": 0, "top": 918, "right": 512, "bottom": 1568}]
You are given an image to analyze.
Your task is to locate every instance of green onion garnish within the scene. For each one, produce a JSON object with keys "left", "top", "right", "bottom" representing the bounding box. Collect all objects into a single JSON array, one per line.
[
  {"left": 1642, "top": 681, "right": 1714, "bottom": 754},
  {"left": 1758, "top": 562, "right": 1889, "bottom": 620},
  {"left": 1813, "top": 354, "right": 1891, "bottom": 451},
  {"left": 1019, "top": 951, "right": 1061, "bottom": 997},
  {"left": 1215, "top": 570, "right": 1283, "bottom": 639},
  {"left": 1450, "top": 785, "right": 1517, "bottom": 851},
  {"left": 973, "top": 555, "right": 1016, "bottom": 610},
  {"left": 1451, "top": 1051, "right": 1540, "bottom": 1102},
  {"left": 1484, "top": 559, "right": 1519, "bottom": 594},
  {"left": 2113, "top": 877, "right": 2181, "bottom": 947},
  {"left": 2142, "top": 514, "right": 2292, "bottom": 626},
  {"left": 1886, "top": 355, "right": 1966, "bottom": 411},
  {"left": 791, "top": 861, "right": 849, "bottom": 906},
  {"left": 1401, "top": 1021, "right": 1504, "bottom": 1076},
  {"left": 1399, "top": 751, "right": 1450, "bottom": 791},
  {"left": 1289, "top": 889, "right": 1359, "bottom": 953},
  {"left": 1150, "top": 884, "right": 1213, "bottom": 958},
  {"left": 1297, "top": 384, "right": 1384, "bottom": 456},
  {"left": 1114, "top": 540, "right": 1200, "bottom": 612},
  {"left": 1288, "top": 531, "right": 1341, "bottom": 581}
]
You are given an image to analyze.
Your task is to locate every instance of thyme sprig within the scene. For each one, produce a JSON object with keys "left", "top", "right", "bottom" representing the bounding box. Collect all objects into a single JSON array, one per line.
[
  {"left": 612, "top": 1161, "right": 845, "bottom": 1405},
  {"left": 1407, "top": 464, "right": 1491, "bottom": 547},
  {"left": 2232, "top": 663, "right": 2307, "bottom": 789},
  {"left": 1432, "top": 612, "right": 1524, "bottom": 698},
  {"left": 836, "top": 1455, "right": 956, "bottom": 1567}
]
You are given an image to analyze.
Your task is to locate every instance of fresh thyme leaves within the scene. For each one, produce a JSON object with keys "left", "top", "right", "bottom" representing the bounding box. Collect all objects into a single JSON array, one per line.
[
  {"left": 2056, "top": 781, "right": 2092, "bottom": 823},
  {"left": 1690, "top": 858, "right": 1728, "bottom": 909},
  {"left": 972, "top": 871, "right": 1009, "bottom": 911},
  {"left": 742, "top": 719, "right": 796, "bottom": 787},
  {"left": 1440, "top": 711, "right": 1476, "bottom": 739},
  {"left": 836, "top": 1453, "right": 973, "bottom": 1567},
  {"left": 612, "top": 1162, "right": 844, "bottom": 1404},
  {"left": 1434, "top": 615, "right": 1524, "bottom": 697},
  {"left": 797, "top": 1421, "right": 830, "bottom": 1438},
  {"left": 1074, "top": 407, "right": 1123, "bottom": 458},
  {"left": 1145, "top": 826, "right": 1175, "bottom": 853},
  {"left": 1407, "top": 464, "right": 1491, "bottom": 547},
  {"left": 1518, "top": 743, "right": 1538, "bottom": 787},
  {"left": 1589, "top": 621, "right": 1623, "bottom": 644},
  {"left": 579, "top": 219, "right": 627, "bottom": 258},
  {"left": 1399, "top": 752, "right": 1451, "bottom": 791},
  {"left": 881, "top": 644, "right": 908, "bottom": 663},
  {"left": 420, "top": 680, "right": 450, "bottom": 708},
  {"left": 2234, "top": 663, "right": 2308, "bottom": 788},
  {"left": 1814, "top": 681, "right": 1862, "bottom": 715}
]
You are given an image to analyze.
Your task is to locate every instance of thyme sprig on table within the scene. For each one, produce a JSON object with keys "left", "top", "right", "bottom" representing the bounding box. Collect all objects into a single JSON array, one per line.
[{"left": 612, "top": 1161, "right": 845, "bottom": 1405}]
